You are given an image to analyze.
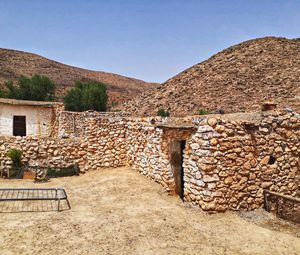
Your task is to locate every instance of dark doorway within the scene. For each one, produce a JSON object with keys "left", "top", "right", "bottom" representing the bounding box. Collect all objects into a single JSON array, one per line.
[
  {"left": 13, "top": 116, "right": 26, "bottom": 136},
  {"left": 170, "top": 140, "right": 186, "bottom": 200}
]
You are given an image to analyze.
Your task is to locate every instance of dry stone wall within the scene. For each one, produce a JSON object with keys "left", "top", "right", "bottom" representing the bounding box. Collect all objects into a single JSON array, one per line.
[
  {"left": 0, "top": 111, "right": 128, "bottom": 176},
  {"left": 58, "top": 111, "right": 129, "bottom": 138},
  {"left": 123, "top": 111, "right": 300, "bottom": 212},
  {"left": 0, "top": 109, "right": 299, "bottom": 213},
  {"left": 126, "top": 117, "right": 174, "bottom": 191},
  {"left": 183, "top": 111, "right": 300, "bottom": 212}
]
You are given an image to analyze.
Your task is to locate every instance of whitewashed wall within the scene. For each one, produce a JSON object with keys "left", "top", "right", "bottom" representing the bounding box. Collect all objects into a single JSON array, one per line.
[{"left": 0, "top": 103, "right": 54, "bottom": 136}]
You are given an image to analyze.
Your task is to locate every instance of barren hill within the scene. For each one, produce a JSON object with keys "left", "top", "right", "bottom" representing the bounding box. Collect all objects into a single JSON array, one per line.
[
  {"left": 0, "top": 48, "right": 158, "bottom": 104},
  {"left": 121, "top": 37, "right": 300, "bottom": 116}
]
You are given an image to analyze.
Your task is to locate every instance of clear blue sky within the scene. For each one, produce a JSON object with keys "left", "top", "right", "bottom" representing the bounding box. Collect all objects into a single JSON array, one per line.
[{"left": 0, "top": 0, "right": 299, "bottom": 83}]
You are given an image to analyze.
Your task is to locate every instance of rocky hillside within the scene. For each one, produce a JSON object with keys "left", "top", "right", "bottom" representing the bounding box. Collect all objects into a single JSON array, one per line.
[
  {"left": 0, "top": 48, "right": 158, "bottom": 104},
  {"left": 121, "top": 37, "right": 300, "bottom": 116}
]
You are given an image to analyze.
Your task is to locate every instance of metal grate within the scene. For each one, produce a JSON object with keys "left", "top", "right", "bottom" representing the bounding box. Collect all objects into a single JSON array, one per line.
[
  {"left": 264, "top": 190, "right": 300, "bottom": 224},
  {"left": 0, "top": 188, "right": 71, "bottom": 213}
]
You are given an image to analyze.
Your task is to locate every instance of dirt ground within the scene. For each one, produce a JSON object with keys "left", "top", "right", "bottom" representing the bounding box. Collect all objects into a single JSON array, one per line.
[{"left": 0, "top": 167, "right": 299, "bottom": 255}]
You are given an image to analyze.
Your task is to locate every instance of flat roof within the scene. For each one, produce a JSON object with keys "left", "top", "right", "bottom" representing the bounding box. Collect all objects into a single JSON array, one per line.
[
  {"left": 154, "top": 109, "right": 292, "bottom": 128},
  {"left": 0, "top": 98, "right": 63, "bottom": 107}
]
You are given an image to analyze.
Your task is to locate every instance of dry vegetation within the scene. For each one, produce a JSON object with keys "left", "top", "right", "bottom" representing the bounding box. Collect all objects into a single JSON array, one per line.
[
  {"left": 0, "top": 167, "right": 299, "bottom": 255},
  {"left": 0, "top": 48, "right": 158, "bottom": 103},
  {"left": 122, "top": 37, "right": 300, "bottom": 116}
]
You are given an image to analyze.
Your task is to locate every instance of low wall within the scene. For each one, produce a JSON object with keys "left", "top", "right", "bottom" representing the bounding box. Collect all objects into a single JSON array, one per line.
[
  {"left": 0, "top": 112, "right": 128, "bottom": 175},
  {"left": 0, "top": 109, "right": 299, "bottom": 212},
  {"left": 126, "top": 117, "right": 173, "bottom": 190}
]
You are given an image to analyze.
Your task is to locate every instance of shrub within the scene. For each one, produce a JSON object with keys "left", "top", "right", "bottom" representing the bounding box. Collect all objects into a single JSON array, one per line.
[
  {"left": 0, "top": 89, "right": 6, "bottom": 98},
  {"left": 7, "top": 149, "right": 22, "bottom": 177},
  {"left": 218, "top": 108, "right": 225, "bottom": 114},
  {"left": 157, "top": 108, "right": 170, "bottom": 117},
  {"left": 111, "top": 101, "right": 118, "bottom": 108},
  {"left": 0, "top": 74, "right": 56, "bottom": 101},
  {"left": 198, "top": 109, "right": 208, "bottom": 115},
  {"left": 64, "top": 81, "right": 108, "bottom": 112}
]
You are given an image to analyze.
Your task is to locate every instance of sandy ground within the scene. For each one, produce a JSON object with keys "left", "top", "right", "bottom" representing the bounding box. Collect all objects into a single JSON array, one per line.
[{"left": 0, "top": 167, "right": 299, "bottom": 255}]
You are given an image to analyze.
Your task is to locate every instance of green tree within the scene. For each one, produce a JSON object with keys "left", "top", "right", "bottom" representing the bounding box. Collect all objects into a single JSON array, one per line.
[
  {"left": 64, "top": 81, "right": 108, "bottom": 112},
  {"left": 0, "top": 74, "right": 56, "bottom": 101},
  {"left": 63, "top": 87, "right": 83, "bottom": 112}
]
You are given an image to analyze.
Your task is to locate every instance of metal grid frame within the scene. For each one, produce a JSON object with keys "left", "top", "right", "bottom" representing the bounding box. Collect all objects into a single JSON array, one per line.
[
  {"left": 264, "top": 189, "right": 300, "bottom": 224},
  {"left": 0, "top": 188, "right": 71, "bottom": 212}
]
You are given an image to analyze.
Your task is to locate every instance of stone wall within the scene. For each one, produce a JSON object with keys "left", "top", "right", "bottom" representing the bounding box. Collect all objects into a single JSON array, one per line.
[
  {"left": 126, "top": 117, "right": 172, "bottom": 190},
  {"left": 182, "top": 111, "right": 300, "bottom": 212},
  {"left": 0, "top": 109, "right": 299, "bottom": 213},
  {"left": 58, "top": 111, "right": 130, "bottom": 138},
  {"left": 123, "top": 111, "right": 300, "bottom": 212},
  {"left": 0, "top": 111, "right": 128, "bottom": 176}
]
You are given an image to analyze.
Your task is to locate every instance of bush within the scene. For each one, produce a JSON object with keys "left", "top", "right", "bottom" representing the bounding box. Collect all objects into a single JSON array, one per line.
[
  {"left": 157, "top": 108, "right": 170, "bottom": 117},
  {"left": 0, "top": 74, "right": 56, "bottom": 101},
  {"left": 0, "top": 89, "right": 6, "bottom": 98},
  {"left": 64, "top": 81, "right": 108, "bottom": 112},
  {"left": 218, "top": 108, "right": 225, "bottom": 114},
  {"left": 198, "top": 109, "right": 208, "bottom": 115},
  {"left": 7, "top": 149, "right": 22, "bottom": 177},
  {"left": 111, "top": 101, "right": 118, "bottom": 108}
]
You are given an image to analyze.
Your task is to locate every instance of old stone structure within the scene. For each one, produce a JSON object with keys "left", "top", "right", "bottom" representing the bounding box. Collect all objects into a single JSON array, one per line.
[
  {"left": 0, "top": 102, "right": 299, "bottom": 212},
  {"left": 126, "top": 111, "right": 300, "bottom": 212},
  {"left": 0, "top": 98, "right": 63, "bottom": 136}
]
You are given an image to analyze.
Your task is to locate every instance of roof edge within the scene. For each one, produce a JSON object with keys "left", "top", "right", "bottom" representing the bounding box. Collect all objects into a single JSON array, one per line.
[{"left": 0, "top": 98, "right": 63, "bottom": 107}]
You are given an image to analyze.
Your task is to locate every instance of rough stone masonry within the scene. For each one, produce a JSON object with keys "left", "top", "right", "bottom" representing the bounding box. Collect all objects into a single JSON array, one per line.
[{"left": 0, "top": 108, "right": 299, "bottom": 212}]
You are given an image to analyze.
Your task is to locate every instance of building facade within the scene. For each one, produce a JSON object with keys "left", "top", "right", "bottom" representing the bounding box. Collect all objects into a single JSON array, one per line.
[{"left": 0, "top": 98, "right": 63, "bottom": 136}]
